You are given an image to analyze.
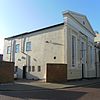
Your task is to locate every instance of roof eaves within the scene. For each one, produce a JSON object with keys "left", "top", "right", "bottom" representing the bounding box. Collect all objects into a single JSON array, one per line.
[{"left": 5, "top": 23, "right": 64, "bottom": 40}]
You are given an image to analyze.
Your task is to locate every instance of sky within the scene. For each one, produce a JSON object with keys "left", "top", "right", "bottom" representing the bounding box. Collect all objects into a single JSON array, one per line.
[{"left": 0, "top": 0, "right": 100, "bottom": 54}]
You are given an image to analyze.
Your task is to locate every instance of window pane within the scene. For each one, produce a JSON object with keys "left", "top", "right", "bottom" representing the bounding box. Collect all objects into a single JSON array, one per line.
[
  {"left": 38, "top": 66, "right": 41, "bottom": 72},
  {"left": 81, "top": 42, "right": 84, "bottom": 58},
  {"left": 26, "top": 42, "right": 31, "bottom": 51},
  {"left": 15, "top": 44, "right": 20, "bottom": 53},
  {"left": 32, "top": 66, "right": 35, "bottom": 72},
  {"left": 90, "top": 46, "right": 92, "bottom": 64},
  {"left": 7, "top": 46, "right": 11, "bottom": 54}
]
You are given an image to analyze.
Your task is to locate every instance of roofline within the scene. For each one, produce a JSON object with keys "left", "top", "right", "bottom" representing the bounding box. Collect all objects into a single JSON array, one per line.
[
  {"left": 68, "top": 13, "right": 95, "bottom": 36},
  {"left": 5, "top": 23, "right": 64, "bottom": 40},
  {"left": 63, "top": 10, "right": 95, "bottom": 36},
  {"left": 63, "top": 10, "right": 86, "bottom": 17}
]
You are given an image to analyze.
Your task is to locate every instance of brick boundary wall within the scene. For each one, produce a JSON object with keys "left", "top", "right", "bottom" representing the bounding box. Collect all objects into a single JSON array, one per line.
[
  {"left": 46, "top": 63, "right": 67, "bottom": 83},
  {"left": 0, "top": 61, "right": 14, "bottom": 83}
]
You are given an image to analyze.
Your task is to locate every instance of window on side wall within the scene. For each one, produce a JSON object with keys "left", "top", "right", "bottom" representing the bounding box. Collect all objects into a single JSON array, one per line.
[
  {"left": 28, "top": 66, "right": 31, "bottom": 72},
  {"left": 38, "top": 66, "right": 41, "bottom": 72},
  {"left": 15, "top": 44, "right": 20, "bottom": 53},
  {"left": 26, "top": 42, "right": 31, "bottom": 51},
  {"left": 32, "top": 66, "right": 35, "bottom": 72},
  {"left": 72, "top": 35, "right": 76, "bottom": 67},
  {"left": 7, "top": 46, "right": 11, "bottom": 54}
]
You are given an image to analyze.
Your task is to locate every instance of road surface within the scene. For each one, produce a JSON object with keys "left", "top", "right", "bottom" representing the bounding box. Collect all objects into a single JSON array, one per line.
[{"left": 0, "top": 82, "right": 100, "bottom": 100}]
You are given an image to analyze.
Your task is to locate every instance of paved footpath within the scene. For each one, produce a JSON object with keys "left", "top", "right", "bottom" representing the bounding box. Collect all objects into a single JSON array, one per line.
[{"left": 0, "top": 78, "right": 100, "bottom": 91}]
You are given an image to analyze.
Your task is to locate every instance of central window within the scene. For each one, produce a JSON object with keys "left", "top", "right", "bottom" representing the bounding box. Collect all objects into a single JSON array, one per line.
[
  {"left": 26, "top": 42, "right": 31, "bottom": 51},
  {"left": 72, "top": 35, "right": 76, "bottom": 67},
  {"left": 90, "top": 46, "right": 92, "bottom": 65},
  {"left": 81, "top": 42, "right": 84, "bottom": 59}
]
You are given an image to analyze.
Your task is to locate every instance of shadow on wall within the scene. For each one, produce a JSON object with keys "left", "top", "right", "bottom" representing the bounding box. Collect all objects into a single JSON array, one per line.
[{"left": 16, "top": 67, "right": 40, "bottom": 80}]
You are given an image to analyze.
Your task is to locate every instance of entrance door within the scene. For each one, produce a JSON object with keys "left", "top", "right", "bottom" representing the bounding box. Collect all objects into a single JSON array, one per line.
[
  {"left": 82, "top": 64, "right": 84, "bottom": 78},
  {"left": 23, "top": 66, "right": 26, "bottom": 79}
]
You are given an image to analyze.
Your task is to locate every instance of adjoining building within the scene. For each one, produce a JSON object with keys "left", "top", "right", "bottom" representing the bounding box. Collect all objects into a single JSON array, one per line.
[
  {"left": 94, "top": 33, "right": 100, "bottom": 78},
  {"left": 3, "top": 11, "right": 96, "bottom": 80}
]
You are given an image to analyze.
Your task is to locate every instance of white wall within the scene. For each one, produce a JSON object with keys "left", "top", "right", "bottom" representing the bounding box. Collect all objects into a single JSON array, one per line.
[
  {"left": 64, "top": 13, "right": 96, "bottom": 79},
  {"left": 3, "top": 25, "right": 64, "bottom": 79}
]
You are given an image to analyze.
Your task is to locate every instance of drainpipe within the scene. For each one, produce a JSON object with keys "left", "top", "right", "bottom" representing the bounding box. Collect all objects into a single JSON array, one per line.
[{"left": 10, "top": 40, "right": 12, "bottom": 62}]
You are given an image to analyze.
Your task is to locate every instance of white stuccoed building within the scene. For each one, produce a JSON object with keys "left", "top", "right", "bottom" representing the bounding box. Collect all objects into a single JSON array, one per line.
[{"left": 3, "top": 11, "right": 96, "bottom": 80}]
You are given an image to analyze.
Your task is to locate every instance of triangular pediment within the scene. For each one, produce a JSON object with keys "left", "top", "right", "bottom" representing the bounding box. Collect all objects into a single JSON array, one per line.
[{"left": 67, "top": 11, "right": 94, "bottom": 34}]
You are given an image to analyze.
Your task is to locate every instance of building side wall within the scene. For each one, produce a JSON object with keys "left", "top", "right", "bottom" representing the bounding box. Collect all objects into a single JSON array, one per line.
[{"left": 3, "top": 25, "right": 64, "bottom": 79}]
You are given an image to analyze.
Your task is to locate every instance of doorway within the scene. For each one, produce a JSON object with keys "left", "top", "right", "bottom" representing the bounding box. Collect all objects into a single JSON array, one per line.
[
  {"left": 82, "top": 64, "right": 84, "bottom": 78},
  {"left": 23, "top": 66, "right": 27, "bottom": 79}
]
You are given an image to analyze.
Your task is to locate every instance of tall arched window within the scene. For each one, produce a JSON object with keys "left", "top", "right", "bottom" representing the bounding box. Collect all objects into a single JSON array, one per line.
[{"left": 72, "top": 35, "right": 76, "bottom": 67}]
